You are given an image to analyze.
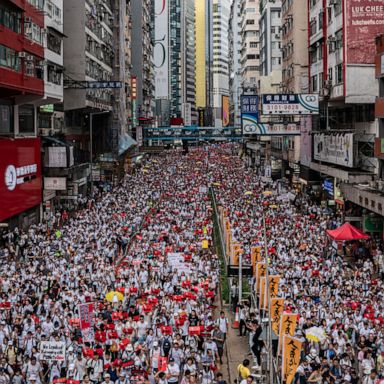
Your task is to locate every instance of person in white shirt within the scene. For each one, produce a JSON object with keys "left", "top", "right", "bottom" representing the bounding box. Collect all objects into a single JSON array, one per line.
[
  {"left": 166, "top": 358, "right": 180, "bottom": 384},
  {"left": 217, "top": 311, "right": 228, "bottom": 340}
]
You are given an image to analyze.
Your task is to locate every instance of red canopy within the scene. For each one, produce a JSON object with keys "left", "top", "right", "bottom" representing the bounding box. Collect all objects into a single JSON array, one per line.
[{"left": 326, "top": 222, "right": 370, "bottom": 241}]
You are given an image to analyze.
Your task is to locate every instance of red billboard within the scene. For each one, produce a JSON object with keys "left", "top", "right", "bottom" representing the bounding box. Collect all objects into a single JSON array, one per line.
[
  {"left": 0, "top": 138, "right": 42, "bottom": 222},
  {"left": 346, "top": 1, "right": 384, "bottom": 64}
]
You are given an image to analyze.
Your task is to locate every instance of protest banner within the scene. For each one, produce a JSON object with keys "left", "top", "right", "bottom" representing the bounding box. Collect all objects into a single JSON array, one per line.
[
  {"left": 271, "top": 298, "right": 285, "bottom": 335},
  {"left": 40, "top": 341, "right": 66, "bottom": 361},
  {"left": 282, "top": 335, "right": 302, "bottom": 384},
  {"left": 278, "top": 313, "right": 298, "bottom": 354},
  {"left": 79, "top": 303, "right": 95, "bottom": 343}
]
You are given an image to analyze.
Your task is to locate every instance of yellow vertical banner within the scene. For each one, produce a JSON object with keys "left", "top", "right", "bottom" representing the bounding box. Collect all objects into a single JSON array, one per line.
[
  {"left": 251, "top": 246, "right": 262, "bottom": 276},
  {"left": 278, "top": 314, "right": 298, "bottom": 355},
  {"left": 259, "top": 277, "right": 266, "bottom": 310},
  {"left": 271, "top": 298, "right": 285, "bottom": 335},
  {"left": 282, "top": 336, "right": 302, "bottom": 384},
  {"left": 255, "top": 262, "right": 266, "bottom": 293},
  {"left": 268, "top": 275, "right": 280, "bottom": 298}
]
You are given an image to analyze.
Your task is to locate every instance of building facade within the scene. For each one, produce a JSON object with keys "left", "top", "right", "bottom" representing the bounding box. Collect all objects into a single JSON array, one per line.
[
  {"left": 259, "top": 0, "right": 282, "bottom": 77},
  {"left": 132, "top": 0, "right": 154, "bottom": 124},
  {"left": 0, "top": 0, "right": 46, "bottom": 227},
  {"left": 195, "top": 0, "right": 213, "bottom": 125},
  {"left": 212, "top": 0, "right": 230, "bottom": 127},
  {"left": 240, "top": 0, "right": 260, "bottom": 92},
  {"left": 229, "top": 0, "right": 242, "bottom": 127}
]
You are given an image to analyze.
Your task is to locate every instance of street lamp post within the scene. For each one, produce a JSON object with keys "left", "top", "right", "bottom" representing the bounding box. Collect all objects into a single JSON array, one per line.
[{"left": 89, "top": 111, "right": 110, "bottom": 198}]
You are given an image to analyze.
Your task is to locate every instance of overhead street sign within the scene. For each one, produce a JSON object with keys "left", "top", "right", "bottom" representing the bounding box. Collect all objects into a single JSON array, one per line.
[{"left": 64, "top": 80, "right": 123, "bottom": 89}]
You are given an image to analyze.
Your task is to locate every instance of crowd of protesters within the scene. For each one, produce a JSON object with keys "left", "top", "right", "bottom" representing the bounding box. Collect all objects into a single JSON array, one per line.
[{"left": 1, "top": 143, "right": 384, "bottom": 384}]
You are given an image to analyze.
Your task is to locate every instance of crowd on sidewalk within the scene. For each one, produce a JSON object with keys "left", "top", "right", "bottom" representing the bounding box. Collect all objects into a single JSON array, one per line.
[
  {"left": 210, "top": 146, "right": 384, "bottom": 384},
  {"left": 0, "top": 149, "right": 232, "bottom": 384}
]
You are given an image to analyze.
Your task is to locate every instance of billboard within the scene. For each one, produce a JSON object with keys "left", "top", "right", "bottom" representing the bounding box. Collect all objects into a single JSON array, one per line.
[
  {"left": 154, "top": 0, "right": 169, "bottom": 99},
  {"left": 300, "top": 116, "right": 312, "bottom": 167},
  {"left": 0, "top": 138, "right": 42, "bottom": 222},
  {"left": 262, "top": 94, "right": 319, "bottom": 115},
  {"left": 313, "top": 133, "right": 354, "bottom": 168},
  {"left": 346, "top": 1, "right": 384, "bottom": 64},
  {"left": 222, "top": 95, "right": 230, "bottom": 127},
  {"left": 242, "top": 122, "right": 300, "bottom": 136}
]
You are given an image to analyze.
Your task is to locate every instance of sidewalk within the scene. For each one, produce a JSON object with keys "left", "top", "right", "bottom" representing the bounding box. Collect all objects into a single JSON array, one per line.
[{"left": 221, "top": 305, "right": 250, "bottom": 383}]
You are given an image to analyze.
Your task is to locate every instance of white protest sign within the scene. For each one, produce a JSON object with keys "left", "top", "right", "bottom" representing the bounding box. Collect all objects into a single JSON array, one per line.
[{"left": 40, "top": 341, "right": 66, "bottom": 361}]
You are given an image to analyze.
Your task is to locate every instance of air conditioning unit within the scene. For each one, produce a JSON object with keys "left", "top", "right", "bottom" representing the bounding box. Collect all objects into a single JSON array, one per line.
[
  {"left": 275, "top": 34, "right": 280, "bottom": 39},
  {"left": 18, "top": 52, "right": 27, "bottom": 58},
  {"left": 24, "top": 16, "right": 32, "bottom": 23},
  {"left": 324, "top": 80, "right": 332, "bottom": 88},
  {"left": 26, "top": 55, "right": 35, "bottom": 61}
]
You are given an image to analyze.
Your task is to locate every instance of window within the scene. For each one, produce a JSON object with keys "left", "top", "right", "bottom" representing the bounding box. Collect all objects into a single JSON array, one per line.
[
  {"left": 335, "top": 29, "right": 343, "bottom": 49},
  {"left": 310, "top": 19, "right": 317, "bottom": 36},
  {"left": 311, "top": 75, "right": 318, "bottom": 92},
  {"left": 0, "top": 44, "right": 20, "bottom": 72},
  {"left": 18, "top": 105, "right": 35, "bottom": 134},
  {"left": 335, "top": 64, "right": 343, "bottom": 84},
  {"left": 250, "top": 42, "right": 258, "bottom": 48},
  {"left": 246, "top": 19, "right": 255, "bottom": 25},
  {"left": 0, "top": 6, "right": 22, "bottom": 33},
  {"left": 47, "top": 65, "right": 62, "bottom": 85},
  {"left": 47, "top": 31, "right": 62, "bottom": 55},
  {"left": 0, "top": 104, "right": 13, "bottom": 134},
  {"left": 318, "top": 11, "right": 323, "bottom": 30}
]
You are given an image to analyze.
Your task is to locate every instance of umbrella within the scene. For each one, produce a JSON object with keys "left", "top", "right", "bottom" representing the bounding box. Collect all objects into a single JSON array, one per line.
[
  {"left": 262, "top": 191, "right": 273, "bottom": 196},
  {"left": 305, "top": 326, "right": 326, "bottom": 343},
  {"left": 244, "top": 191, "right": 253, "bottom": 196},
  {"left": 105, "top": 291, "right": 124, "bottom": 302},
  {"left": 270, "top": 204, "right": 279, "bottom": 209}
]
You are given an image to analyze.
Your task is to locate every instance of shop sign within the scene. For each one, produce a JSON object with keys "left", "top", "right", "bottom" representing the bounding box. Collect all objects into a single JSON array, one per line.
[
  {"left": 322, "top": 178, "right": 334, "bottom": 198},
  {"left": 363, "top": 216, "right": 383, "bottom": 233},
  {"left": 44, "top": 177, "right": 67, "bottom": 191},
  {"left": 0, "top": 138, "right": 42, "bottom": 222},
  {"left": 262, "top": 94, "right": 319, "bottom": 115}
]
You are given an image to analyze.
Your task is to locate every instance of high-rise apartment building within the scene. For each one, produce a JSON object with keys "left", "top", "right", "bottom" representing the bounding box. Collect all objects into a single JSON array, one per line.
[
  {"left": 212, "top": 0, "right": 231, "bottom": 127},
  {"left": 181, "top": 0, "right": 197, "bottom": 125},
  {"left": 277, "top": 0, "right": 309, "bottom": 176},
  {"left": 154, "top": 0, "right": 196, "bottom": 126},
  {"left": 229, "top": 0, "right": 242, "bottom": 127},
  {"left": 240, "top": 0, "right": 260, "bottom": 92},
  {"left": 195, "top": 0, "right": 213, "bottom": 125},
  {"left": 259, "top": 0, "right": 282, "bottom": 77},
  {"left": 132, "top": 0, "right": 154, "bottom": 123}
]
